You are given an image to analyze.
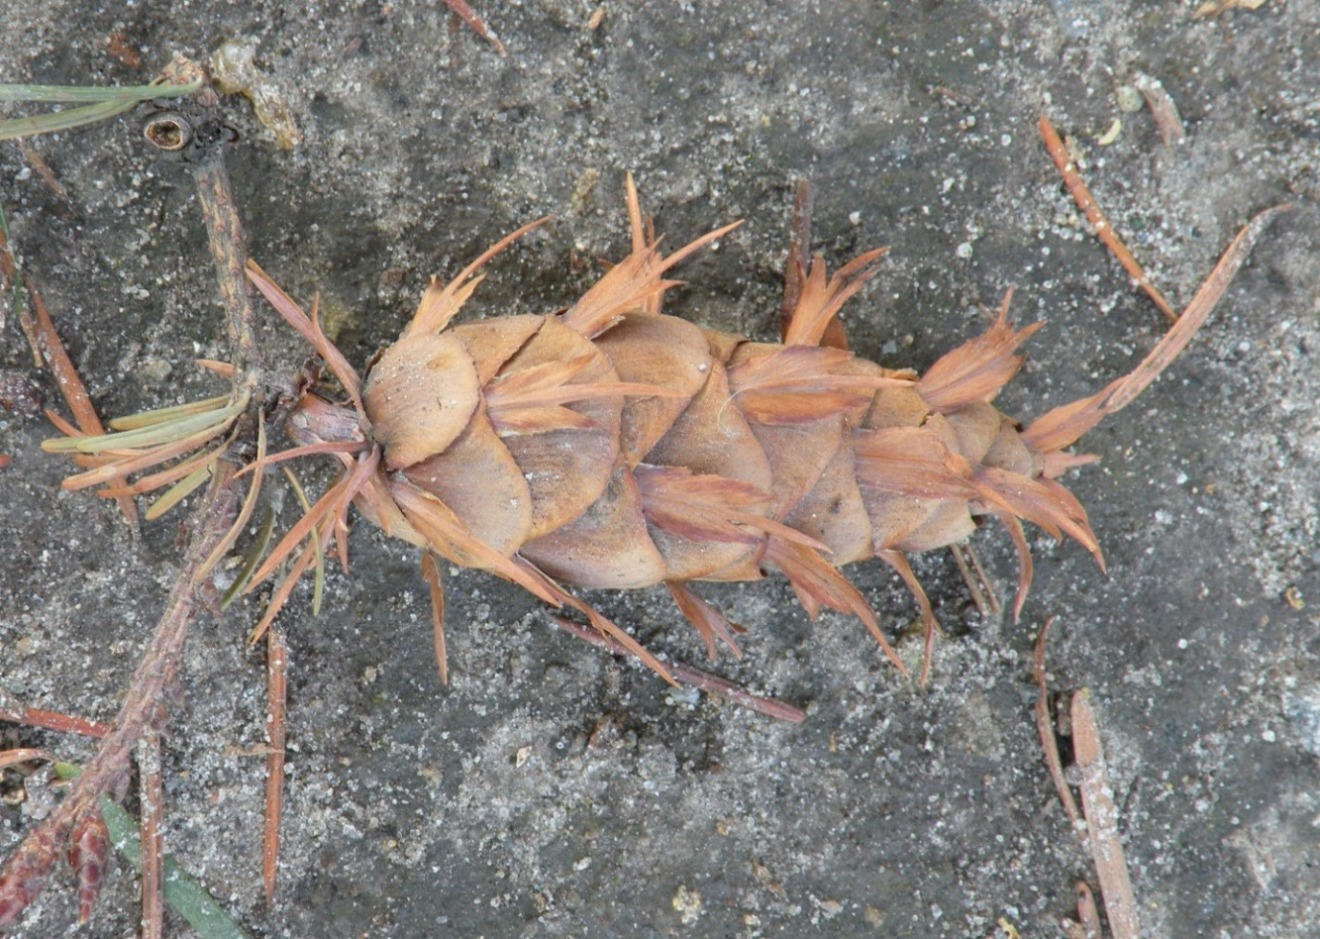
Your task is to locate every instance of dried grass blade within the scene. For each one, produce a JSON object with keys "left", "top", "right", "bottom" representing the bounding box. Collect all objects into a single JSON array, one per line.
[
  {"left": 44, "top": 399, "right": 244, "bottom": 454},
  {"left": 0, "top": 99, "right": 135, "bottom": 141},
  {"left": 234, "top": 439, "right": 363, "bottom": 476},
  {"left": 108, "top": 395, "right": 233, "bottom": 431},
  {"left": 0, "top": 695, "right": 109, "bottom": 738},
  {"left": 1088, "top": 203, "right": 1291, "bottom": 418},
  {"left": 57, "top": 422, "right": 234, "bottom": 491},
  {"left": 949, "top": 541, "right": 1000, "bottom": 618},
  {"left": 195, "top": 358, "right": 235, "bottom": 377},
  {"left": 97, "top": 442, "right": 228, "bottom": 498},
  {"left": 99, "top": 796, "right": 256, "bottom": 939},
  {"left": 13, "top": 264, "right": 139, "bottom": 524},
  {"left": 1022, "top": 203, "right": 1290, "bottom": 454},
  {"left": 245, "top": 460, "right": 353, "bottom": 593},
  {"left": 669, "top": 663, "right": 805, "bottom": 722},
  {"left": 22, "top": 295, "right": 107, "bottom": 437},
  {"left": 0, "top": 81, "right": 200, "bottom": 104},
  {"left": 248, "top": 543, "right": 319, "bottom": 646},
  {"left": 144, "top": 462, "right": 213, "bottom": 521},
  {"left": 42, "top": 409, "right": 83, "bottom": 439},
  {"left": 220, "top": 508, "right": 275, "bottom": 610},
  {"left": 531, "top": 570, "right": 673, "bottom": 682}
]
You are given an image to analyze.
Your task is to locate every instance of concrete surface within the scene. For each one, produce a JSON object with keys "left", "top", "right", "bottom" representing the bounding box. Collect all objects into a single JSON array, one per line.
[{"left": 1, "top": 1, "right": 1318, "bottom": 936}]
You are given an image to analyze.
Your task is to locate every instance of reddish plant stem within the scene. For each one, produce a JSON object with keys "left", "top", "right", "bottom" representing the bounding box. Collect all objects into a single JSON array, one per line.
[{"left": 0, "top": 700, "right": 110, "bottom": 739}]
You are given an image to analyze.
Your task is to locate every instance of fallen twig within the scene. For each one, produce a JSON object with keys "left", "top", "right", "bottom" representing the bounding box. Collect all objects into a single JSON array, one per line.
[
  {"left": 0, "top": 690, "right": 111, "bottom": 738},
  {"left": 1072, "top": 690, "right": 1141, "bottom": 939},
  {"left": 262, "top": 627, "right": 288, "bottom": 905},
  {"left": 0, "top": 57, "right": 269, "bottom": 928},
  {"left": 137, "top": 732, "right": 164, "bottom": 939},
  {"left": 0, "top": 463, "right": 244, "bottom": 926},
  {"left": 1032, "top": 617, "right": 1080, "bottom": 824},
  {"left": 1038, "top": 115, "right": 1179, "bottom": 324}
]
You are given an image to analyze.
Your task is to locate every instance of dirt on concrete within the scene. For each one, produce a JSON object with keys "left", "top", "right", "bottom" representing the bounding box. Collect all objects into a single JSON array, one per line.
[{"left": 1, "top": 1, "right": 1318, "bottom": 937}]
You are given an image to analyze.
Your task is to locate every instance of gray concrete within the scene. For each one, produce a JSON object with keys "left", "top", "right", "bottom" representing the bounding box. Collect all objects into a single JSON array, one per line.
[{"left": 1, "top": 1, "right": 1317, "bottom": 936}]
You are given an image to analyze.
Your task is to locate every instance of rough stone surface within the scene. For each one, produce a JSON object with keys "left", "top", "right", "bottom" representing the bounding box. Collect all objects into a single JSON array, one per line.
[{"left": 1, "top": 2, "right": 1317, "bottom": 937}]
